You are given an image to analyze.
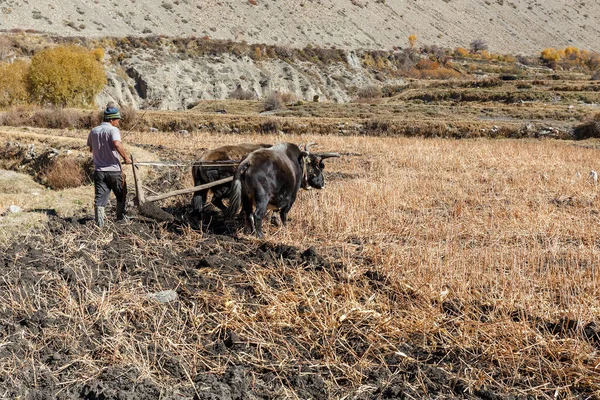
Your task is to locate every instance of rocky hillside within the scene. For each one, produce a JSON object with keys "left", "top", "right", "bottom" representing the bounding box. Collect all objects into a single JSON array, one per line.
[
  {"left": 1, "top": 0, "right": 599, "bottom": 55},
  {"left": 99, "top": 44, "right": 399, "bottom": 110}
]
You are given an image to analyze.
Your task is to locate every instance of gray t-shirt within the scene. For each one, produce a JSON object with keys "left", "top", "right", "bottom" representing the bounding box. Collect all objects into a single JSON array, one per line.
[{"left": 87, "top": 122, "right": 122, "bottom": 172}]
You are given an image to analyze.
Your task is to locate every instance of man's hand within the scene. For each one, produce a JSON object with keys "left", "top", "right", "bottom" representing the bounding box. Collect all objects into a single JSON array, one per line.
[{"left": 123, "top": 157, "right": 133, "bottom": 165}]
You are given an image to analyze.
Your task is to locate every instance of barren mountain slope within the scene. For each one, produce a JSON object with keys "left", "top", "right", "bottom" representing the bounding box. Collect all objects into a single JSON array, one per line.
[{"left": 0, "top": 0, "right": 599, "bottom": 54}]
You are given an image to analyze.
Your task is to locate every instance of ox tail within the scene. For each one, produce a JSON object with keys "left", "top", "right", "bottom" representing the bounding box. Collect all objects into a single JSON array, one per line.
[{"left": 225, "top": 163, "right": 247, "bottom": 219}]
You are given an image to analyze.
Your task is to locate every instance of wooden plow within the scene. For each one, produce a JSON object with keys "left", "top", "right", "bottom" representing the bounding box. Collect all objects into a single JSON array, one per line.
[{"left": 130, "top": 154, "right": 239, "bottom": 222}]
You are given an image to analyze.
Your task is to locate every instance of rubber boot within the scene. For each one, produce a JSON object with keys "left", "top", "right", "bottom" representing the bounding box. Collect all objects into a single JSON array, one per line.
[
  {"left": 116, "top": 201, "right": 127, "bottom": 221},
  {"left": 95, "top": 206, "right": 106, "bottom": 227}
]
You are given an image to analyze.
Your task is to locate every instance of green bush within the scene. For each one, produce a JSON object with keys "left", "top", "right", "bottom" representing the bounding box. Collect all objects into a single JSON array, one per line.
[{"left": 26, "top": 45, "right": 106, "bottom": 107}]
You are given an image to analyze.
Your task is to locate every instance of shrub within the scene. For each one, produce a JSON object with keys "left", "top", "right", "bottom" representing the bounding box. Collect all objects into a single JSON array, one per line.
[
  {"left": 470, "top": 38, "right": 488, "bottom": 53},
  {"left": 26, "top": 45, "right": 106, "bottom": 107},
  {"left": 356, "top": 85, "right": 382, "bottom": 99},
  {"left": 263, "top": 91, "right": 295, "bottom": 111},
  {"left": 118, "top": 104, "right": 138, "bottom": 130},
  {"left": 96, "top": 103, "right": 137, "bottom": 130},
  {"left": 0, "top": 106, "right": 99, "bottom": 129},
  {"left": 454, "top": 47, "right": 469, "bottom": 57},
  {"left": 0, "top": 105, "right": 35, "bottom": 126},
  {"left": 423, "top": 45, "right": 449, "bottom": 64},
  {"left": 0, "top": 60, "right": 29, "bottom": 107},
  {"left": 229, "top": 85, "right": 256, "bottom": 100},
  {"left": 44, "top": 157, "right": 86, "bottom": 189},
  {"left": 31, "top": 107, "right": 79, "bottom": 129},
  {"left": 264, "top": 92, "right": 282, "bottom": 111},
  {"left": 408, "top": 34, "right": 418, "bottom": 49},
  {"left": 278, "top": 91, "right": 297, "bottom": 103}
]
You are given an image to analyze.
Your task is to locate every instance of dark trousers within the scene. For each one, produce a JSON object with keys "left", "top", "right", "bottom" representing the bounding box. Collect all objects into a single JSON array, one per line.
[{"left": 94, "top": 171, "right": 127, "bottom": 207}]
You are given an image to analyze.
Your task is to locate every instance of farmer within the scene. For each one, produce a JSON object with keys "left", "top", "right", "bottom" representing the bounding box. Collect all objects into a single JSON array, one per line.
[{"left": 87, "top": 104, "right": 132, "bottom": 227}]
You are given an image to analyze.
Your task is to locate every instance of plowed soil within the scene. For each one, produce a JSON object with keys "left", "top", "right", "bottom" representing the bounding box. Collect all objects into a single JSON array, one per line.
[{"left": 1, "top": 208, "right": 599, "bottom": 399}]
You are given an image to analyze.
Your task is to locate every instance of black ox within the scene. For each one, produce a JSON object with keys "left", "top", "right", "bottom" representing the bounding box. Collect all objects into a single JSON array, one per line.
[
  {"left": 226, "top": 142, "right": 339, "bottom": 238},
  {"left": 192, "top": 143, "right": 271, "bottom": 212}
]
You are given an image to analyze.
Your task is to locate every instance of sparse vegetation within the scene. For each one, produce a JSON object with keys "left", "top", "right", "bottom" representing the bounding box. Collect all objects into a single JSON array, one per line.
[
  {"left": 356, "top": 85, "right": 382, "bottom": 99},
  {"left": 469, "top": 38, "right": 489, "bottom": 53},
  {"left": 540, "top": 46, "right": 600, "bottom": 71},
  {"left": 229, "top": 85, "right": 256, "bottom": 100},
  {"left": 263, "top": 91, "right": 283, "bottom": 111}
]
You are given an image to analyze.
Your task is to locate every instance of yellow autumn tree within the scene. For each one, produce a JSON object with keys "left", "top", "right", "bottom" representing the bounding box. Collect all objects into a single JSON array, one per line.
[
  {"left": 563, "top": 46, "right": 580, "bottom": 60},
  {"left": 26, "top": 45, "right": 106, "bottom": 107},
  {"left": 408, "top": 34, "right": 418, "bottom": 49},
  {"left": 0, "top": 60, "right": 29, "bottom": 107},
  {"left": 541, "top": 48, "right": 560, "bottom": 63},
  {"left": 454, "top": 47, "right": 469, "bottom": 57}
]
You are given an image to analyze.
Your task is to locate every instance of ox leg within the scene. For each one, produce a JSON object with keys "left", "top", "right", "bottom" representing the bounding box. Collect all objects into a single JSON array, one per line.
[
  {"left": 211, "top": 184, "right": 229, "bottom": 211},
  {"left": 192, "top": 189, "right": 207, "bottom": 213},
  {"left": 279, "top": 204, "right": 292, "bottom": 226},
  {"left": 241, "top": 195, "right": 254, "bottom": 233},
  {"left": 253, "top": 200, "right": 268, "bottom": 239},
  {"left": 212, "top": 196, "right": 227, "bottom": 211}
]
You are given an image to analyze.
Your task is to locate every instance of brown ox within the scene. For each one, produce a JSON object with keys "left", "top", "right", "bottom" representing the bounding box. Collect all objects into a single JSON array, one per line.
[{"left": 192, "top": 143, "right": 271, "bottom": 212}]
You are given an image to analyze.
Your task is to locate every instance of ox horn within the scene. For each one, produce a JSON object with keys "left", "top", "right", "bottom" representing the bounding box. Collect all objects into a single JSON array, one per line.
[
  {"left": 317, "top": 152, "right": 340, "bottom": 160},
  {"left": 304, "top": 142, "right": 317, "bottom": 152}
]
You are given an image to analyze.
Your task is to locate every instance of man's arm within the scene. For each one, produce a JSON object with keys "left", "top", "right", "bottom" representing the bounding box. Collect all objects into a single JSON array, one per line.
[{"left": 113, "top": 140, "right": 132, "bottom": 164}]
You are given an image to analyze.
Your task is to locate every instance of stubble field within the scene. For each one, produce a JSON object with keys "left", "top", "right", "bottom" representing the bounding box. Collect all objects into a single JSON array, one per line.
[{"left": 1, "top": 123, "right": 600, "bottom": 398}]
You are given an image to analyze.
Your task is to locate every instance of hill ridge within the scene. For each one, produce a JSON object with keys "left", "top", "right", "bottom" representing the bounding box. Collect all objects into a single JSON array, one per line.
[{"left": 0, "top": 0, "right": 599, "bottom": 54}]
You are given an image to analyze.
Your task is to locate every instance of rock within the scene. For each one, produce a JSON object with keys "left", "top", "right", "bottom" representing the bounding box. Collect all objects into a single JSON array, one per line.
[
  {"left": 4, "top": 204, "right": 23, "bottom": 215},
  {"left": 8, "top": 205, "right": 22, "bottom": 213},
  {"left": 149, "top": 127, "right": 159, "bottom": 132},
  {"left": 147, "top": 290, "right": 178, "bottom": 303}
]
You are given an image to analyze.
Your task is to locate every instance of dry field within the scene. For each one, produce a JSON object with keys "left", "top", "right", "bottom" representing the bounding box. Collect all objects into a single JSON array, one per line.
[{"left": 1, "top": 119, "right": 600, "bottom": 398}]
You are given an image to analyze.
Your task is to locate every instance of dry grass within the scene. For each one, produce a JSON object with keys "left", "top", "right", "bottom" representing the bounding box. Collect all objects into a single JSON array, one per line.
[
  {"left": 43, "top": 157, "right": 86, "bottom": 189},
  {"left": 2, "top": 131, "right": 599, "bottom": 397}
]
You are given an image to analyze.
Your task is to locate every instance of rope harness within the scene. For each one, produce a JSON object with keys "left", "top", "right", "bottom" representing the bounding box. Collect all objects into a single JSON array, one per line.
[{"left": 301, "top": 156, "right": 310, "bottom": 189}]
